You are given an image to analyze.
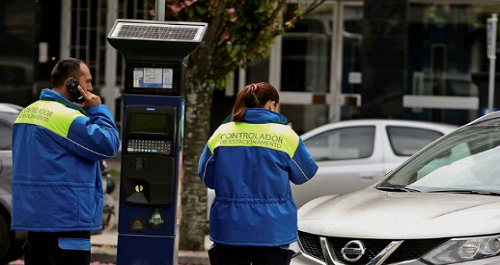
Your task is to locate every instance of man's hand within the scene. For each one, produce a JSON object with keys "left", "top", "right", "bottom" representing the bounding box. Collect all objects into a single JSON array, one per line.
[{"left": 77, "top": 85, "right": 101, "bottom": 109}]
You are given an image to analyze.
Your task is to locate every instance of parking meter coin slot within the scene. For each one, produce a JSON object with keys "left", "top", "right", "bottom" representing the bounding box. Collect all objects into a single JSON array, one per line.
[
  {"left": 123, "top": 154, "right": 175, "bottom": 205},
  {"left": 124, "top": 180, "right": 149, "bottom": 205}
]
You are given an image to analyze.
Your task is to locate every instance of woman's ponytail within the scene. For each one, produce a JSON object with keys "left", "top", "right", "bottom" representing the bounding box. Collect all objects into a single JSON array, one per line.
[{"left": 231, "top": 82, "right": 279, "bottom": 122}]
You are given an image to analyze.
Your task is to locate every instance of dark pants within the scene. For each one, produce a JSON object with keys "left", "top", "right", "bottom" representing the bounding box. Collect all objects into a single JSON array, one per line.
[
  {"left": 208, "top": 244, "right": 294, "bottom": 265},
  {"left": 23, "top": 231, "right": 91, "bottom": 265}
]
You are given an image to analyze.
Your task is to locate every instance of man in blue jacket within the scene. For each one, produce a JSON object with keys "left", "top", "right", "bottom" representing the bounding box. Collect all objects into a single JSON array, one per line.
[{"left": 11, "top": 58, "right": 120, "bottom": 265}]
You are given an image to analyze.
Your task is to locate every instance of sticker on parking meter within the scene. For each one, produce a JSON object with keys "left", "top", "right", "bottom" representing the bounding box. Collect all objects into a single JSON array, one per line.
[
  {"left": 132, "top": 67, "right": 173, "bottom": 89},
  {"left": 133, "top": 69, "right": 143, "bottom": 87},
  {"left": 162, "top": 68, "right": 173, "bottom": 88},
  {"left": 144, "top": 68, "right": 162, "bottom": 84},
  {"left": 148, "top": 208, "right": 166, "bottom": 229},
  {"left": 133, "top": 69, "right": 144, "bottom": 78}
]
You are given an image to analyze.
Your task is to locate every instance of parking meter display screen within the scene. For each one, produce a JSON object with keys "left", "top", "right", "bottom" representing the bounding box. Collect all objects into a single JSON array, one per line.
[
  {"left": 130, "top": 113, "right": 169, "bottom": 135},
  {"left": 133, "top": 67, "right": 173, "bottom": 89}
]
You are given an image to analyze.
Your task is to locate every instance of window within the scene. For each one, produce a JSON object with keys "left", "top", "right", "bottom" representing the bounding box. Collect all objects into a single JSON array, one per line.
[
  {"left": 304, "top": 126, "right": 375, "bottom": 161},
  {"left": 0, "top": 122, "right": 12, "bottom": 150},
  {"left": 387, "top": 126, "right": 443, "bottom": 156},
  {"left": 407, "top": 3, "right": 500, "bottom": 124},
  {"left": 281, "top": 3, "right": 333, "bottom": 93}
]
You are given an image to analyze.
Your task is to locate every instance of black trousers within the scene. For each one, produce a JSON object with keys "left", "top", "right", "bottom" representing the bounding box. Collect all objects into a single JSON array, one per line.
[
  {"left": 208, "top": 244, "right": 294, "bottom": 265},
  {"left": 23, "top": 231, "right": 91, "bottom": 265}
]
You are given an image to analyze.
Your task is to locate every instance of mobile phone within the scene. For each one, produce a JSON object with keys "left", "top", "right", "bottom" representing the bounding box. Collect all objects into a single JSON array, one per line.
[{"left": 66, "top": 79, "right": 85, "bottom": 103}]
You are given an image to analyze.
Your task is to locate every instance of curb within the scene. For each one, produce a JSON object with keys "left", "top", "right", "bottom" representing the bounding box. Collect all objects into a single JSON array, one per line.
[
  {"left": 91, "top": 246, "right": 209, "bottom": 265},
  {"left": 178, "top": 251, "right": 210, "bottom": 265},
  {"left": 91, "top": 246, "right": 117, "bottom": 264}
]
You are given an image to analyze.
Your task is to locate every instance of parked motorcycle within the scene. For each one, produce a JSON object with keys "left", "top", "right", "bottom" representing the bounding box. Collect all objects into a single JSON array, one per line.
[{"left": 100, "top": 160, "right": 116, "bottom": 232}]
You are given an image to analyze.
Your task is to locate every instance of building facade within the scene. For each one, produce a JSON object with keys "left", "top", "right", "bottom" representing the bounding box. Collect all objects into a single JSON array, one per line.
[{"left": 1, "top": 0, "right": 500, "bottom": 134}]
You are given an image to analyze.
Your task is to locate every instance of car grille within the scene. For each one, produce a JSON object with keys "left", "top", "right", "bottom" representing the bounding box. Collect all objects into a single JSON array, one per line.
[
  {"left": 298, "top": 231, "right": 449, "bottom": 264},
  {"left": 384, "top": 238, "right": 448, "bottom": 263},
  {"left": 298, "top": 231, "right": 325, "bottom": 262},
  {"left": 330, "top": 237, "right": 392, "bottom": 264}
]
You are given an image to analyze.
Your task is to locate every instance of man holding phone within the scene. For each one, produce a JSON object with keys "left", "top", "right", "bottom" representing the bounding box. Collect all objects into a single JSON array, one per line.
[{"left": 11, "top": 58, "right": 120, "bottom": 265}]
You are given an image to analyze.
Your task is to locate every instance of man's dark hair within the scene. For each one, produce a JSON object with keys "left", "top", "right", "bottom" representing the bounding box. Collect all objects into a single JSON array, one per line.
[{"left": 51, "top": 58, "right": 83, "bottom": 88}]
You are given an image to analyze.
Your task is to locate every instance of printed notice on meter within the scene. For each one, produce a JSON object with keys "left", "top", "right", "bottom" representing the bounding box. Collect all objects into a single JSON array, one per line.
[
  {"left": 144, "top": 68, "right": 162, "bottom": 84},
  {"left": 133, "top": 67, "right": 173, "bottom": 89}
]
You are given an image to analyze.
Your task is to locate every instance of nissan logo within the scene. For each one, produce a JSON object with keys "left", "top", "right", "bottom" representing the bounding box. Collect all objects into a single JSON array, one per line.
[{"left": 341, "top": 240, "right": 366, "bottom": 262}]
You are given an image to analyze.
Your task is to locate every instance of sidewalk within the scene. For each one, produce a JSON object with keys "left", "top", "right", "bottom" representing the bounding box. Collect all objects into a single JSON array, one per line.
[
  {"left": 91, "top": 230, "right": 210, "bottom": 265},
  {"left": 7, "top": 230, "right": 210, "bottom": 265}
]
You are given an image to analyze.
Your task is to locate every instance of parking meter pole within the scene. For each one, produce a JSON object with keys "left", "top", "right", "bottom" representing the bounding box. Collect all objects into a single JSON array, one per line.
[
  {"left": 487, "top": 13, "right": 497, "bottom": 113},
  {"left": 107, "top": 20, "right": 207, "bottom": 265},
  {"left": 155, "top": 0, "right": 165, "bottom": 21},
  {"left": 489, "top": 53, "right": 496, "bottom": 113}
]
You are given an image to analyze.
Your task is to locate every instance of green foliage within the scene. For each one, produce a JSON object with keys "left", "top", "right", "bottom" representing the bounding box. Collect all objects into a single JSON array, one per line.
[{"left": 161, "top": 0, "right": 324, "bottom": 90}]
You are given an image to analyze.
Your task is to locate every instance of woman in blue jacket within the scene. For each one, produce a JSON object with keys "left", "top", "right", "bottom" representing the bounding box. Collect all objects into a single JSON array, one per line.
[{"left": 198, "top": 82, "right": 318, "bottom": 265}]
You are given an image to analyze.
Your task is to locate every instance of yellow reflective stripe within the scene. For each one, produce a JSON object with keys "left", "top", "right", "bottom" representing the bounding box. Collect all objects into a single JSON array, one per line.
[
  {"left": 15, "top": 100, "right": 84, "bottom": 137},
  {"left": 208, "top": 122, "right": 299, "bottom": 157}
]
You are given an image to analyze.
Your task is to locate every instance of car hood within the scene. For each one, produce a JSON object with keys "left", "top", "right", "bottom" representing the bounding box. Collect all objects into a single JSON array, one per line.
[{"left": 298, "top": 187, "right": 500, "bottom": 239}]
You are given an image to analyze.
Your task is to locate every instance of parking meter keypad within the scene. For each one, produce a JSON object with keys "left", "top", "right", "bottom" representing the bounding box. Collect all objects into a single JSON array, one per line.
[{"left": 127, "top": 139, "right": 171, "bottom": 155}]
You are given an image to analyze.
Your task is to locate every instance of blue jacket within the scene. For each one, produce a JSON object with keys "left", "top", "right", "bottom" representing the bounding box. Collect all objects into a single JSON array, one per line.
[
  {"left": 198, "top": 109, "right": 318, "bottom": 246},
  {"left": 11, "top": 88, "right": 120, "bottom": 232}
]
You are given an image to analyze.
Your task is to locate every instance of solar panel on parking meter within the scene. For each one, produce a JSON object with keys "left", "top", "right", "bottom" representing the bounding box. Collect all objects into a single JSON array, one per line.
[{"left": 107, "top": 19, "right": 207, "bottom": 265}]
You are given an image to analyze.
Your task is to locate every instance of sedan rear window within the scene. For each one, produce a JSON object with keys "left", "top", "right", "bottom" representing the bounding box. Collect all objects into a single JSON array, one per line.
[
  {"left": 387, "top": 126, "right": 443, "bottom": 156},
  {"left": 304, "top": 126, "right": 375, "bottom": 161}
]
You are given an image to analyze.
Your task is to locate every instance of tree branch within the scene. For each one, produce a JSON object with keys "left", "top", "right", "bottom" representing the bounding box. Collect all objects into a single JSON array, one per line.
[
  {"left": 284, "top": 0, "right": 328, "bottom": 30},
  {"left": 271, "top": 0, "right": 288, "bottom": 21},
  {"left": 301, "top": 0, "right": 327, "bottom": 17}
]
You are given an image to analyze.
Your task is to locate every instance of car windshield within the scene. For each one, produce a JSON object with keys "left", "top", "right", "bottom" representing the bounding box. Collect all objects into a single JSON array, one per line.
[{"left": 377, "top": 125, "right": 500, "bottom": 192}]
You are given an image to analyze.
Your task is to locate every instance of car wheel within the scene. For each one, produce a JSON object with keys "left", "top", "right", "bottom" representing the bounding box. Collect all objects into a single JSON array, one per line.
[{"left": 0, "top": 213, "right": 11, "bottom": 263}]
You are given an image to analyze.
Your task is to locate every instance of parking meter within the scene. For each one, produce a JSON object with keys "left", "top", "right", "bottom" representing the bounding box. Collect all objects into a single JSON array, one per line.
[{"left": 107, "top": 19, "right": 207, "bottom": 265}]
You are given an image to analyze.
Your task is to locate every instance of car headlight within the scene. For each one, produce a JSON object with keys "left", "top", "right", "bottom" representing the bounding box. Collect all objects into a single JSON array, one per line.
[{"left": 422, "top": 235, "right": 500, "bottom": 264}]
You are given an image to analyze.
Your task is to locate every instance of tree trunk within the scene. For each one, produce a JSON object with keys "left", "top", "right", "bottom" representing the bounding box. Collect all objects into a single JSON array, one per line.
[
  {"left": 179, "top": 62, "right": 214, "bottom": 251},
  {"left": 174, "top": 0, "right": 326, "bottom": 252}
]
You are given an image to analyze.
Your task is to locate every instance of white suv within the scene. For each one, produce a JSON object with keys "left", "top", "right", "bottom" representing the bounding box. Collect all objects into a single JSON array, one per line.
[{"left": 293, "top": 112, "right": 500, "bottom": 265}]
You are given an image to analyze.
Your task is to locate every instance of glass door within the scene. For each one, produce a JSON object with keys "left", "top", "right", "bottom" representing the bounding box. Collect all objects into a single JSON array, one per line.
[
  {"left": 277, "top": 1, "right": 363, "bottom": 134},
  {"left": 334, "top": 2, "right": 364, "bottom": 121},
  {"left": 244, "top": 1, "right": 363, "bottom": 134},
  {"left": 278, "top": 2, "right": 336, "bottom": 134}
]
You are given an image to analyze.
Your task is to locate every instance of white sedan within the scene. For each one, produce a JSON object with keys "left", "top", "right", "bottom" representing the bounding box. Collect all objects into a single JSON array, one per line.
[{"left": 292, "top": 119, "right": 457, "bottom": 207}]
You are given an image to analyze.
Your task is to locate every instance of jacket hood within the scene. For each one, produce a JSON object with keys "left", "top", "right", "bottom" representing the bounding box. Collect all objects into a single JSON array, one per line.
[
  {"left": 40, "top": 88, "right": 86, "bottom": 115},
  {"left": 240, "top": 108, "right": 288, "bottom": 125}
]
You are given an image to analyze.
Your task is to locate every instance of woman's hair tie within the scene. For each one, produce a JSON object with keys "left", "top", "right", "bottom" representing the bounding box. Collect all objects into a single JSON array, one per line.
[{"left": 250, "top": 83, "right": 258, "bottom": 91}]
